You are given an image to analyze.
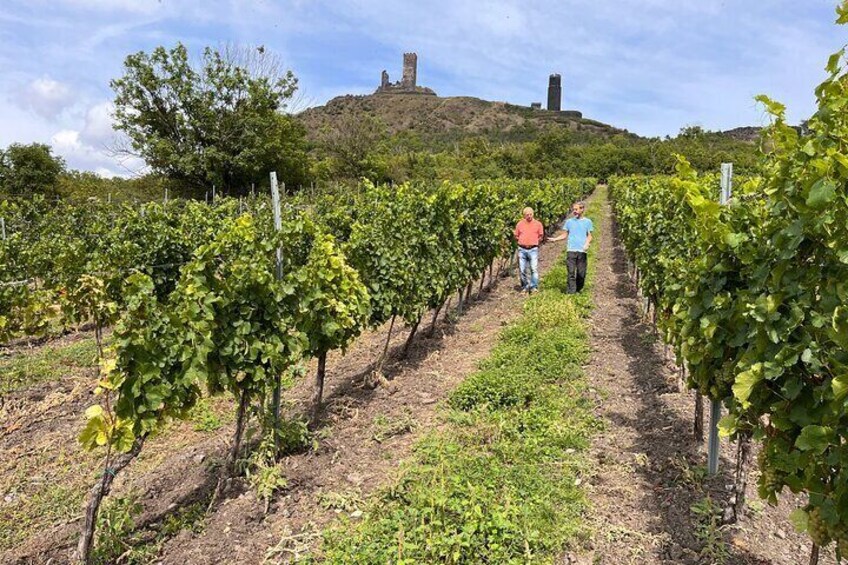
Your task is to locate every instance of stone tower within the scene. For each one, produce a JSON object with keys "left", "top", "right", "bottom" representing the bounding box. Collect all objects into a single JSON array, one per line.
[
  {"left": 402, "top": 53, "right": 418, "bottom": 89},
  {"left": 547, "top": 74, "right": 561, "bottom": 112}
]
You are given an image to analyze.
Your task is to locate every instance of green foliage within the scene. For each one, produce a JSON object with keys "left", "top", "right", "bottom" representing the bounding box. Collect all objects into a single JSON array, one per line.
[
  {"left": 55, "top": 176, "right": 593, "bottom": 529},
  {"left": 189, "top": 397, "right": 223, "bottom": 432},
  {"left": 0, "top": 143, "right": 65, "bottom": 198},
  {"left": 313, "top": 114, "right": 389, "bottom": 180},
  {"left": 174, "top": 214, "right": 308, "bottom": 402},
  {"left": 300, "top": 232, "right": 371, "bottom": 359},
  {"left": 371, "top": 411, "right": 417, "bottom": 443},
  {"left": 312, "top": 124, "right": 759, "bottom": 184},
  {"left": 272, "top": 416, "right": 312, "bottom": 455},
  {"left": 690, "top": 496, "right": 729, "bottom": 564},
  {"left": 112, "top": 43, "right": 309, "bottom": 192},
  {"left": 57, "top": 171, "right": 192, "bottom": 202},
  {"left": 90, "top": 494, "right": 208, "bottom": 564},
  {"left": 91, "top": 495, "right": 146, "bottom": 565},
  {"left": 244, "top": 435, "right": 289, "bottom": 509},
  {"left": 317, "top": 489, "right": 364, "bottom": 513},
  {"left": 609, "top": 26, "right": 848, "bottom": 551}
]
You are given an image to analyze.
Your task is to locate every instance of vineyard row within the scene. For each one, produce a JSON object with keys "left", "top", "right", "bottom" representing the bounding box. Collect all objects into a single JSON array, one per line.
[{"left": 9, "top": 177, "right": 595, "bottom": 562}]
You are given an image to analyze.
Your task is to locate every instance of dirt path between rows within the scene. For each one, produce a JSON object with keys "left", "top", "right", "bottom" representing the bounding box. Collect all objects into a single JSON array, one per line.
[{"left": 580, "top": 192, "right": 832, "bottom": 564}]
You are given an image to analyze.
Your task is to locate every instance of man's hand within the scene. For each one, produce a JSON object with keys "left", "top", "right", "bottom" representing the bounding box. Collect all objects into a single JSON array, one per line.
[{"left": 550, "top": 231, "right": 568, "bottom": 243}]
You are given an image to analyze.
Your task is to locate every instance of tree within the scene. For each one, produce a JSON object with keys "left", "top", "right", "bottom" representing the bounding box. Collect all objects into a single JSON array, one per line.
[
  {"left": 0, "top": 143, "right": 65, "bottom": 197},
  {"left": 314, "top": 114, "right": 388, "bottom": 181},
  {"left": 111, "top": 43, "right": 309, "bottom": 194}
]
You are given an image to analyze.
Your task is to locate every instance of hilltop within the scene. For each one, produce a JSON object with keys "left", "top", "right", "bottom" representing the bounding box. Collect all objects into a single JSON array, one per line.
[{"left": 297, "top": 93, "right": 627, "bottom": 143}]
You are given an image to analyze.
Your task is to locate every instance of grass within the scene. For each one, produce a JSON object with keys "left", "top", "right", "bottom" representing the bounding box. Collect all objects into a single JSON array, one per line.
[
  {"left": 0, "top": 335, "right": 98, "bottom": 393},
  {"left": 0, "top": 339, "right": 232, "bottom": 555},
  {"left": 0, "top": 483, "right": 84, "bottom": 550},
  {"left": 319, "top": 189, "right": 605, "bottom": 564}
]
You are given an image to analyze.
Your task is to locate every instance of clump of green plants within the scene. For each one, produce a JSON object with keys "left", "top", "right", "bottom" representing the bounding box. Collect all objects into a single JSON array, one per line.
[
  {"left": 690, "top": 496, "right": 729, "bottom": 564},
  {"left": 371, "top": 410, "right": 417, "bottom": 443},
  {"left": 317, "top": 489, "right": 364, "bottom": 514},
  {"left": 243, "top": 435, "right": 289, "bottom": 514},
  {"left": 189, "top": 397, "right": 223, "bottom": 432},
  {"left": 90, "top": 495, "right": 151, "bottom": 565},
  {"left": 90, "top": 493, "right": 209, "bottom": 564}
]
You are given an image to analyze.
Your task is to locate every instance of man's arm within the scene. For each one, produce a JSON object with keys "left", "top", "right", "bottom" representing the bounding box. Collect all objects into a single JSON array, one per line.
[
  {"left": 549, "top": 228, "right": 569, "bottom": 243},
  {"left": 583, "top": 231, "right": 593, "bottom": 251}
]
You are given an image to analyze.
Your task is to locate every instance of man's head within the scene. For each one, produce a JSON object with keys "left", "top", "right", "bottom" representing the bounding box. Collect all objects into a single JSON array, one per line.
[
  {"left": 572, "top": 201, "right": 586, "bottom": 218},
  {"left": 522, "top": 207, "right": 534, "bottom": 221}
]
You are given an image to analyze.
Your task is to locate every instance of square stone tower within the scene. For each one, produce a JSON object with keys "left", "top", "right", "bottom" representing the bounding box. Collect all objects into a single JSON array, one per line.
[{"left": 402, "top": 53, "right": 418, "bottom": 89}]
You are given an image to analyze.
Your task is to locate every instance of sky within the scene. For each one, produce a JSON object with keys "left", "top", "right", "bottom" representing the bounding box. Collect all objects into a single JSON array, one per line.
[{"left": 0, "top": 0, "right": 846, "bottom": 177}]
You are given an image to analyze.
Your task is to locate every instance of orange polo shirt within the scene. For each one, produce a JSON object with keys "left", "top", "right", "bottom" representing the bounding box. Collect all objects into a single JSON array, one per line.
[{"left": 514, "top": 219, "right": 544, "bottom": 247}]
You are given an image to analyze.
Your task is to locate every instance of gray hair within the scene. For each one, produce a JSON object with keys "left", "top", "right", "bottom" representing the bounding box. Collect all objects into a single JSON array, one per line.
[{"left": 573, "top": 200, "right": 586, "bottom": 208}]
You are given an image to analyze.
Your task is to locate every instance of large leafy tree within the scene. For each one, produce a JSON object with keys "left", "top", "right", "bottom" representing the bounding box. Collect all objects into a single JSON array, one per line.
[
  {"left": 111, "top": 43, "right": 309, "bottom": 194},
  {"left": 0, "top": 143, "right": 65, "bottom": 197}
]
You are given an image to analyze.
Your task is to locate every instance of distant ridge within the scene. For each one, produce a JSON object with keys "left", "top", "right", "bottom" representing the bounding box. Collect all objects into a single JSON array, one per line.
[{"left": 719, "top": 126, "right": 763, "bottom": 143}]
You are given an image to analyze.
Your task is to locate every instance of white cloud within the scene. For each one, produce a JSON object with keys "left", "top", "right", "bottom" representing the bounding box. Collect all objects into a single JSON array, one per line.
[
  {"left": 16, "top": 76, "right": 74, "bottom": 119},
  {"left": 51, "top": 122, "right": 144, "bottom": 178},
  {"left": 51, "top": 129, "right": 81, "bottom": 150},
  {"left": 94, "top": 166, "right": 119, "bottom": 178},
  {"left": 80, "top": 102, "right": 117, "bottom": 148}
]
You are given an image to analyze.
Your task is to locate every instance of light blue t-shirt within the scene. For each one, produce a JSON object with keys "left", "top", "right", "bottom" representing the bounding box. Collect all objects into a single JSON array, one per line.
[{"left": 563, "top": 217, "right": 594, "bottom": 252}]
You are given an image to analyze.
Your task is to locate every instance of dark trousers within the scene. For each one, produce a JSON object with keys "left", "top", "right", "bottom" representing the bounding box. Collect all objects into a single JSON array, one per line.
[{"left": 566, "top": 251, "right": 588, "bottom": 294}]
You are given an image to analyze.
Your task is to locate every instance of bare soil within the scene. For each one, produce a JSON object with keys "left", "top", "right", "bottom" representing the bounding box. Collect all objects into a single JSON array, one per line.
[
  {"left": 578, "top": 193, "right": 833, "bottom": 564},
  {"left": 2, "top": 237, "right": 568, "bottom": 564}
]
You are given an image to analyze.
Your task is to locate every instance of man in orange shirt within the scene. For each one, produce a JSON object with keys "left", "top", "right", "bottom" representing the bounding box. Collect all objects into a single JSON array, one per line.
[{"left": 513, "top": 207, "right": 544, "bottom": 293}]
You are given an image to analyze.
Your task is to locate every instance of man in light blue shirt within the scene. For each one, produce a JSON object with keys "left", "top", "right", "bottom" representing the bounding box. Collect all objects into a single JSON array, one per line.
[{"left": 549, "top": 201, "right": 593, "bottom": 293}]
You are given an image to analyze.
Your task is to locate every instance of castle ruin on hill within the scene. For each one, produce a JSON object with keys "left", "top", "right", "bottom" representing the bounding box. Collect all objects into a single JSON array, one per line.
[
  {"left": 376, "top": 53, "right": 437, "bottom": 96},
  {"left": 531, "top": 73, "right": 582, "bottom": 118}
]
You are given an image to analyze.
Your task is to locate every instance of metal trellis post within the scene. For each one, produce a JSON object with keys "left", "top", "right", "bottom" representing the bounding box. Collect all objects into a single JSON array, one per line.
[
  {"left": 708, "top": 162, "right": 733, "bottom": 475},
  {"left": 269, "top": 172, "right": 284, "bottom": 452}
]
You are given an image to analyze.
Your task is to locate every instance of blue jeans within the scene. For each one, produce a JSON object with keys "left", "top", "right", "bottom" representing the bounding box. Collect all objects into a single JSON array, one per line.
[{"left": 518, "top": 247, "right": 539, "bottom": 290}]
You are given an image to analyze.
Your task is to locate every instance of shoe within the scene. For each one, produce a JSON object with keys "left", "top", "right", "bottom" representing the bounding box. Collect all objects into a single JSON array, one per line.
[{"left": 528, "top": 287, "right": 537, "bottom": 295}]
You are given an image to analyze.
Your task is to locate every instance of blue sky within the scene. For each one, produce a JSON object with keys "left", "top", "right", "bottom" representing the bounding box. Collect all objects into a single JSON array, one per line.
[{"left": 1, "top": 0, "right": 846, "bottom": 176}]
